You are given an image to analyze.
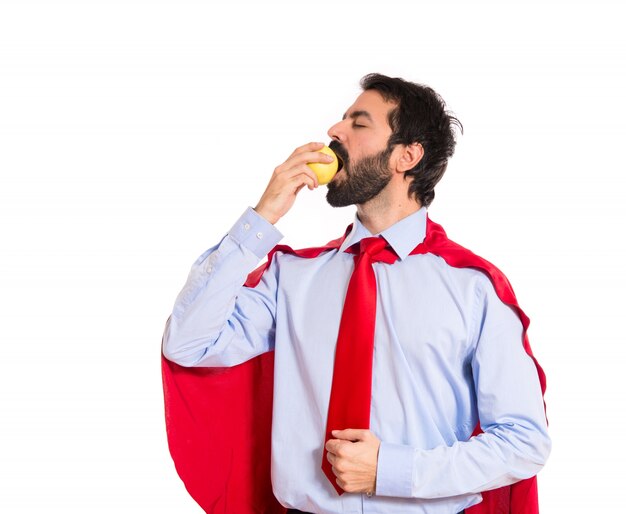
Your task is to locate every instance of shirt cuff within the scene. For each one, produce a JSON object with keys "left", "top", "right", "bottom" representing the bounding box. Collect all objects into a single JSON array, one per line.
[
  {"left": 228, "top": 207, "right": 283, "bottom": 259},
  {"left": 376, "top": 442, "right": 414, "bottom": 497}
]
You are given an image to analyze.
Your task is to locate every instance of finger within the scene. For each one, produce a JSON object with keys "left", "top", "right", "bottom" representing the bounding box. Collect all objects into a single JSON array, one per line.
[
  {"left": 276, "top": 151, "right": 333, "bottom": 179},
  {"left": 288, "top": 141, "right": 325, "bottom": 159},
  {"left": 292, "top": 150, "right": 336, "bottom": 166},
  {"left": 325, "top": 438, "right": 344, "bottom": 455},
  {"left": 325, "top": 439, "right": 337, "bottom": 454},
  {"left": 301, "top": 165, "right": 320, "bottom": 188},
  {"left": 331, "top": 428, "right": 369, "bottom": 441},
  {"left": 294, "top": 164, "right": 320, "bottom": 189},
  {"left": 288, "top": 170, "right": 317, "bottom": 191},
  {"left": 275, "top": 162, "right": 320, "bottom": 187}
]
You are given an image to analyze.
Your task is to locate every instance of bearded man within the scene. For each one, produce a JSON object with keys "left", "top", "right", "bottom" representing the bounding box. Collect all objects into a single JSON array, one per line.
[{"left": 162, "top": 73, "right": 551, "bottom": 514}]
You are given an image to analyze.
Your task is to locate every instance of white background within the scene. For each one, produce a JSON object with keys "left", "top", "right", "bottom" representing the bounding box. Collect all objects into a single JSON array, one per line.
[{"left": 1, "top": 0, "right": 624, "bottom": 512}]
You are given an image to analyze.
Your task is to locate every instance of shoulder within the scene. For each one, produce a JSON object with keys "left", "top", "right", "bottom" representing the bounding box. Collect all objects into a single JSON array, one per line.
[
  {"left": 272, "top": 245, "right": 343, "bottom": 277},
  {"left": 270, "top": 228, "right": 348, "bottom": 266},
  {"left": 409, "top": 251, "right": 495, "bottom": 309},
  {"left": 245, "top": 235, "right": 346, "bottom": 288},
  {"left": 423, "top": 218, "right": 517, "bottom": 299},
  {"left": 424, "top": 219, "right": 528, "bottom": 327}
]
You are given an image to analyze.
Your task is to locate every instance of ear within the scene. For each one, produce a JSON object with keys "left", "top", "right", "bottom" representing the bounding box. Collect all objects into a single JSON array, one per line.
[{"left": 396, "top": 142, "right": 424, "bottom": 172}]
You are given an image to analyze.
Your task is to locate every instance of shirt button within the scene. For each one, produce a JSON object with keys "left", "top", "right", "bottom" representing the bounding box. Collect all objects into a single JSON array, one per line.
[
  {"left": 256, "top": 232, "right": 263, "bottom": 239},
  {"left": 243, "top": 223, "right": 251, "bottom": 231},
  {"left": 206, "top": 265, "right": 213, "bottom": 273}
]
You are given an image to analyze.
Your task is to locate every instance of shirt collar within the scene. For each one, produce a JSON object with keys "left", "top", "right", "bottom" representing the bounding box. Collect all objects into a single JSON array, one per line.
[{"left": 339, "top": 207, "right": 427, "bottom": 261}]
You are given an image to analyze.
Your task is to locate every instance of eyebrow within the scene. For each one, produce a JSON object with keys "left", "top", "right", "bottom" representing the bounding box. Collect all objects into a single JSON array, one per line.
[{"left": 342, "top": 110, "right": 374, "bottom": 123}]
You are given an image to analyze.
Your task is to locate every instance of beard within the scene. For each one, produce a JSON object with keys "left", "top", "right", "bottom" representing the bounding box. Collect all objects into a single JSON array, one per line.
[{"left": 326, "top": 141, "right": 394, "bottom": 208}]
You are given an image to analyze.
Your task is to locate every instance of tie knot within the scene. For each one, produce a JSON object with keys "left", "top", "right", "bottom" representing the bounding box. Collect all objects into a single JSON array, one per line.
[
  {"left": 350, "top": 237, "right": 398, "bottom": 264},
  {"left": 359, "top": 236, "right": 388, "bottom": 255}
]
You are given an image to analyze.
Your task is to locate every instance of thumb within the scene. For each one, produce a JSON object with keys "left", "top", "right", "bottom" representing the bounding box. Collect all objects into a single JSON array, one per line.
[{"left": 331, "top": 428, "right": 369, "bottom": 442}]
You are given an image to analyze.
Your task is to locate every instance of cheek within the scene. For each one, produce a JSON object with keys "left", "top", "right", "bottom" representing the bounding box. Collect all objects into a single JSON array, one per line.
[
  {"left": 349, "top": 143, "right": 371, "bottom": 162},
  {"left": 356, "top": 136, "right": 390, "bottom": 157}
]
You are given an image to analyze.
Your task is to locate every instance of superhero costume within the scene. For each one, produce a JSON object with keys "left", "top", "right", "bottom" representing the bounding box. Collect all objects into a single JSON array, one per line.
[{"left": 162, "top": 217, "right": 547, "bottom": 514}]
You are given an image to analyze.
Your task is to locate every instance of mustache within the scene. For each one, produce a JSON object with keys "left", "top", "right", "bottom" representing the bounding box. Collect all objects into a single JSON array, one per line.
[{"left": 328, "top": 140, "right": 348, "bottom": 169}]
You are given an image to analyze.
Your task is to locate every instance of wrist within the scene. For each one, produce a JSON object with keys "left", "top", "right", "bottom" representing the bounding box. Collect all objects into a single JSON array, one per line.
[
  {"left": 375, "top": 442, "right": 414, "bottom": 498},
  {"left": 253, "top": 204, "right": 280, "bottom": 225},
  {"left": 228, "top": 207, "right": 284, "bottom": 260}
]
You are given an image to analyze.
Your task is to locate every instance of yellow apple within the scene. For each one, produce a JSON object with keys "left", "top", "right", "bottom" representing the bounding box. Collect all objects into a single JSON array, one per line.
[{"left": 308, "top": 145, "right": 339, "bottom": 185}]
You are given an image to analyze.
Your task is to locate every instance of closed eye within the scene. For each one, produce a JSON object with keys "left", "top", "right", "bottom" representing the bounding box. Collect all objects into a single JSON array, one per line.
[{"left": 343, "top": 110, "right": 373, "bottom": 129}]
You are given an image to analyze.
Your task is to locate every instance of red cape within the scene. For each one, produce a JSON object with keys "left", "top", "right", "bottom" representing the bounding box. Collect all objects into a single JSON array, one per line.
[{"left": 162, "top": 217, "right": 547, "bottom": 514}]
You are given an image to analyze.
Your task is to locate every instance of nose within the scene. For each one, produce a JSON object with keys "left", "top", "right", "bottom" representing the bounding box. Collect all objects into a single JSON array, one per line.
[{"left": 327, "top": 119, "right": 345, "bottom": 143}]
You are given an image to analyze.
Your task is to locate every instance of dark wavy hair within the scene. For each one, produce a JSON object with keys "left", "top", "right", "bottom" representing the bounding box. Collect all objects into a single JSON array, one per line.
[{"left": 360, "top": 73, "right": 462, "bottom": 207}]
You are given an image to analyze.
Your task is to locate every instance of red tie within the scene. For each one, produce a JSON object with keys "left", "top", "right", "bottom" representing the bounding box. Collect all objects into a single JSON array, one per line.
[{"left": 321, "top": 236, "right": 399, "bottom": 494}]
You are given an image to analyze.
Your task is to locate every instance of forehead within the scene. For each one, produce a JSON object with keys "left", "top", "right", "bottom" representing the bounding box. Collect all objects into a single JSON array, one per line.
[{"left": 345, "top": 89, "right": 396, "bottom": 126}]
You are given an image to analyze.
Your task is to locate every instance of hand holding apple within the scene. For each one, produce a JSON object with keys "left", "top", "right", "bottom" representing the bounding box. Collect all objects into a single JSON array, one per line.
[{"left": 254, "top": 142, "right": 334, "bottom": 225}]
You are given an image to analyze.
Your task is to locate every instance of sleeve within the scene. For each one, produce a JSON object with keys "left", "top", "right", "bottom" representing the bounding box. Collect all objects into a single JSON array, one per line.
[
  {"left": 375, "top": 275, "right": 551, "bottom": 499},
  {"left": 161, "top": 207, "right": 284, "bottom": 367}
]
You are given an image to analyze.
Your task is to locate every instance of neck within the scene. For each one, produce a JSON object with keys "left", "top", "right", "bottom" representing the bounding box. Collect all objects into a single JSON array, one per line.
[{"left": 356, "top": 189, "right": 422, "bottom": 234}]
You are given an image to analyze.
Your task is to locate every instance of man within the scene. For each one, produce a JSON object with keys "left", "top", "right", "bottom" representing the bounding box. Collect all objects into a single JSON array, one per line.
[{"left": 162, "top": 74, "right": 551, "bottom": 514}]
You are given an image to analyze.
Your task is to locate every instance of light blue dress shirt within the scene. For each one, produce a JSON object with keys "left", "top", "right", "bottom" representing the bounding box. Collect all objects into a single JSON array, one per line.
[{"left": 162, "top": 207, "right": 550, "bottom": 514}]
